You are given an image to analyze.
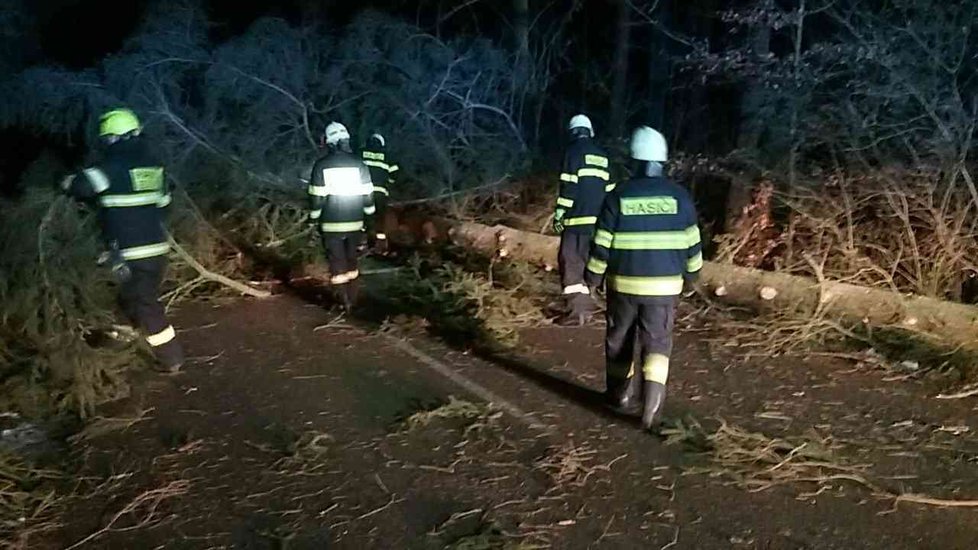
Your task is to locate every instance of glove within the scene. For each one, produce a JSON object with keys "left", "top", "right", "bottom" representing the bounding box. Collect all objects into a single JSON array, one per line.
[
  {"left": 59, "top": 174, "right": 76, "bottom": 193},
  {"left": 111, "top": 260, "right": 133, "bottom": 284},
  {"left": 102, "top": 242, "right": 132, "bottom": 284},
  {"left": 553, "top": 210, "right": 566, "bottom": 234}
]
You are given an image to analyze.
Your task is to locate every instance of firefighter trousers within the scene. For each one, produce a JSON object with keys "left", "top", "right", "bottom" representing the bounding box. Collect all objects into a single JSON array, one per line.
[
  {"left": 321, "top": 231, "right": 362, "bottom": 308},
  {"left": 118, "top": 256, "right": 183, "bottom": 368},
  {"left": 558, "top": 229, "right": 595, "bottom": 315},
  {"left": 605, "top": 292, "right": 676, "bottom": 390},
  {"left": 373, "top": 193, "right": 389, "bottom": 237}
]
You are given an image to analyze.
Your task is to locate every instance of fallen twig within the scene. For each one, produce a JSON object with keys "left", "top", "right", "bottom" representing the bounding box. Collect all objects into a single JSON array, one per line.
[
  {"left": 65, "top": 480, "right": 190, "bottom": 550},
  {"left": 935, "top": 384, "right": 978, "bottom": 400},
  {"left": 166, "top": 236, "right": 271, "bottom": 299}
]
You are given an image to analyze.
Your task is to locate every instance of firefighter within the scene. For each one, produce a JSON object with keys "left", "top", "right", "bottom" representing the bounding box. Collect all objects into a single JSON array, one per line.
[
  {"left": 361, "top": 133, "right": 399, "bottom": 254},
  {"left": 584, "top": 126, "right": 702, "bottom": 430},
  {"left": 308, "top": 122, "right": 375, "bottom": 312},
  {"left": 61, "top": 108, "right": 184, "bottom": 373},
  {"left": 553, "top": 114, "right": 615, "bottom": 325}
]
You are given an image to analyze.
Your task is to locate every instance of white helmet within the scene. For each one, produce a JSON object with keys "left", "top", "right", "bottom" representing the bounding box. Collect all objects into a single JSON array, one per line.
[
  {"left": 324, "top": 122, "right": 350, "bottom": 146},
  {"left": 568, "top": 114, "right": 594, "bottom": 137},
  {"left": 630, "top": 126, "right": 668, "bottom": 162}
]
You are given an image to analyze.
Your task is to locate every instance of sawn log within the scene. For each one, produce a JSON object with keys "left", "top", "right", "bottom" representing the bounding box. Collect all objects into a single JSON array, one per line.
[{"left": 432, "top": 220, "right": 978, "bottom": 351}]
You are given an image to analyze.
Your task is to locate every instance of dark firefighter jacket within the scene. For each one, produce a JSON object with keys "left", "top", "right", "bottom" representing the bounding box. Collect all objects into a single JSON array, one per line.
[
  {"left": 361, "top": 148, "right": 399, "bottom": 198},
  {"left": 62, "top": 137, "right": 172, "bottom": 261},
  {"left": 555, "top": 137, "right": 614, "bottom": 231},
  {"left": 584, "top": 175, "right": 703, "bottom": 298},
  {"left": 308, "top": 149, "right": 375, "bottom": 233}
]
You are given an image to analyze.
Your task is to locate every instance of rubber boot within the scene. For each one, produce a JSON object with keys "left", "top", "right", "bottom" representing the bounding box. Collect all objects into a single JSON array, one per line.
[
  {"left": 343, "top": 279, "right": 360, "bottom": 313},
  {"left": 641, "top": 381, "right": 666, "bottom": 432},
  {"left": 605, "top": 371, "right": 642, "bottom": 411},
  {"left": 153, "top": 340, "right": 184, "bottom": 374},
  {"left": 335, "top": 283, "right": 353, "bottom": 313}
]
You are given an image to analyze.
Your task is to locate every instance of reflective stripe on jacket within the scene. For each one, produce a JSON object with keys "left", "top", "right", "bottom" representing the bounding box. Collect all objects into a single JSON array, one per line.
[
  {"left": 584, "top": 176, "right": 702, "bottom": 297},
  {"left": 555, "top": 137, "right": 614, "bottom": 230}
]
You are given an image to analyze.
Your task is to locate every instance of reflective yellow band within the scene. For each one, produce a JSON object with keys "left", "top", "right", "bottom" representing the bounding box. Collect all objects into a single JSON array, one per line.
[
  {"left": 556, "top": 197, "right": 575, "bottom": 208},
  {"left": 363, "top": 159, "right": 390, "bottom": 170},
  {"left": 584, "top": 154, "right": 609, "bottom": 168},
  {"left": 376, "top": 233, "right": 387, "bottom": 240},
  {"left": 608, "top": 275, "right": 684, "bottom": 296},
  {"left": 560, "top": 173, "right": 579, "bottom": 183},
  {"left": 605, "top": 183, "right": 616, "bottom": 192},
  {"left": 594, "top": 229, "right": 614, "bottom": 248},
  {"left": 586, "top": 257, "right": 607, "bottom": 275},
  {"left": 610, "top": 231, "right": 690, "bottom": 250},
  {"left": 320, "top": 221, "right": 364, "bottom": 232},
  {"left": 643, "top": 353, "right": 670, "bottom": 384},
  {"left": 121, "top": 242, "right": 171, "bottom": 260},
  {"left": 146, "top": 325, "right": 176, "bottom": 347},
  {"left": 565, "top": 216, "right": 598, "bottom": 226},
  {"left": 562, "top": 284, "right": 590, "bottom": 295},
  {"left": 331, "top": 270, "right": 361, "bottom": 284},
  {"left": 100, "top": 192, "right": 164, "bottom": 207},
  {"left": 310, "top": 209, "right": 322, "bottom": 220},
  {"left": 373, "top": 186, "right": 389, "bottom": 195},
  {"left": 687, "top": 252, "right": 703, "bottom": 272},
  {"left": 157, "top": 194, "right": 172, "bottom": 208},
  {"left": 84, "top": 168, "right": 111, "bottom": 193},
  {"left": 388, "top": 164, "right": 400, "bottom": 173},
  {"left": 364, "top": 205, "right": 376, "bottom": 215},
  {"left": 362, "top": 151, "right": 385, "bottom": 161},
  {"left": 308, "top": 185, "right": 329, "bottom": 197},
  {"left": 577, "top": 168, "right": 610, "bottom": 181},
  {"left": 685, "top": 224, "right": 701, "bottom": 247}
]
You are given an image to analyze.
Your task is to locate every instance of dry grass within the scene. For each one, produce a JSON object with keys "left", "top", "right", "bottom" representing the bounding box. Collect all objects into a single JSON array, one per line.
[
  {"left": 719, "top": 169, "right": 978, "bottom": 301},
  {"left": 0, "top": 451, "right": 62, "bottom": 548},
  {"left": 663, "top": 418, "right": 875, "bottom": 494},
  {"left": 534, "top": 441, "right": 601, "bottom": 489},
  {"left": 404, "top": 397, "right": 494, "bottom": 431},
  {"left": 663, "top": 417, "right": 978, "bottom": 509}
]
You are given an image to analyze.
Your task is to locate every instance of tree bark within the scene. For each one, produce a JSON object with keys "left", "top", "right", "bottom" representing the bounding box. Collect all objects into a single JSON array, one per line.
[
  {"left": 610, "top": 0, "right": 632, "bottom": 137},
  {"left": 647, "top": 0, "right": 673, "bottom": 131},
  {"left": 726, "top": 0, "right": 774, "bottom": 232},
  {"left": 425, "top": 219, "right": 978, "bottom": 352}
]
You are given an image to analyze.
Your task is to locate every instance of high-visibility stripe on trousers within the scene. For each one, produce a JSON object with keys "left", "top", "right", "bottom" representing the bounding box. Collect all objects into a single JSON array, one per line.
[
  {"left": 117, "top": 256, "right": 184, "bottom": 369},
  {"left": 558, "top": 230, "right": 593, "bottom": 291},
  {"left": 321, "top": 232, "right": 361, "bottom": 285},
  {"left": 604, "top": 292, "right": 676, "bottom": 389}
]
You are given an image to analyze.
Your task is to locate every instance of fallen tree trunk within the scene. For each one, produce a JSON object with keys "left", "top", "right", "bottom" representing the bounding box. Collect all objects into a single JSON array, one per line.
[{"left": 428, "top": 219, "right": 978, "bottom": 352}]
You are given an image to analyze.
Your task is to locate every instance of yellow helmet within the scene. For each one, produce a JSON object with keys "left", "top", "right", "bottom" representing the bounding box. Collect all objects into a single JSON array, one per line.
[{"left": 99, "top": 109, "right": 142, "bottom": 137}]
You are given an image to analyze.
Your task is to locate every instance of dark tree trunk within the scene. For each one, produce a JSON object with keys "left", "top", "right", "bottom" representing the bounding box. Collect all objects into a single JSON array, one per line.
[
  {"left": 726, "top": 0, "right": 773, "bottom": 232},
  {"left": 610, "top": 0, "right": 632, "bottom": 137},
  {"left": 647, "top": 0, "right": 673, "bottom": 131}
]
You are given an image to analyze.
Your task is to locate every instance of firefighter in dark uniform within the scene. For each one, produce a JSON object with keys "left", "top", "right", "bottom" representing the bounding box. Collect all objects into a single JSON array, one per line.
[
  {"left": 553, "top": 114, "right": 615, "bottom": 325},
  {"left": 61, "top": 108, "right": 184, "bottom": 373},
  {"left": 361, "top": 133, "right": 399, "bottom": 254},
  {"left": 584, "top": 126, "right": 702, "bottom": 430},
  {"left": 308, "top": 122, "right": 375, "bottom": 312}
]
